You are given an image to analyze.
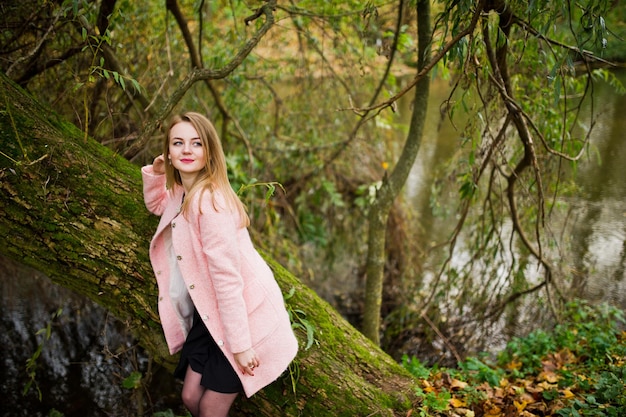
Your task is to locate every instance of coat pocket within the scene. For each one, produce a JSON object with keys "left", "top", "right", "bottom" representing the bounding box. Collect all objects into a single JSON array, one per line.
[{"left": 243, "top": 280, "right": 281, "bottom": 346}]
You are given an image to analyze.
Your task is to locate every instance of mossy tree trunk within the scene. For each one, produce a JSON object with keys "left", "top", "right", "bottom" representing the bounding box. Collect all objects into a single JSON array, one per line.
[{"left": 0, "top": 73, "right": 419, "bottom": 415}]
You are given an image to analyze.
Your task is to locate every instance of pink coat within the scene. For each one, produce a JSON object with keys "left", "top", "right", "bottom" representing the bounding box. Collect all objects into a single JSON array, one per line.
[{"left": 142, "top": 165, "right": 298, "bottom": 397}]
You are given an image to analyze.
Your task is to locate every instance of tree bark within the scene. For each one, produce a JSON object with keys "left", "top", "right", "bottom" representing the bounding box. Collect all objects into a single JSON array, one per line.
[
  {"left": 0, "top": 73, "right": 419, "bottom": 415},
  {"left": 362, "top": 0, "right": 432, "bottom": 344}
]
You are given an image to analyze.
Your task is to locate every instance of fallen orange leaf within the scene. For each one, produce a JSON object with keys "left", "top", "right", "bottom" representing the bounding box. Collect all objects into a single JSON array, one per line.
[
  {"left": 538, "top": 370, "right": 559, "bottom": 383},
  {"left": 507, "top": 360, "right": 523, "bottom": 371},
  {"left": 484, "top": 403, "right": 502, "bottom": 416},
  {"left": 450, "top": 397, "right": 467, "bottom": 408},
  {"left": 422, "top": 379, "right": 435, "bottom": 393}
]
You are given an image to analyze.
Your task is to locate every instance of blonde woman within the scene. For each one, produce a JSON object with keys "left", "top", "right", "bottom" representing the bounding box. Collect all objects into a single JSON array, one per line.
[{"left": 142, "top": 112, "right": 298, "bottom": 416}]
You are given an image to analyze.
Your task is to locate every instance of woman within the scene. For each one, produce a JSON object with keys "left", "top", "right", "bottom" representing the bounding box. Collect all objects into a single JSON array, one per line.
[{"left": 142, "top": 112, "right": 298, "bottom": 417}]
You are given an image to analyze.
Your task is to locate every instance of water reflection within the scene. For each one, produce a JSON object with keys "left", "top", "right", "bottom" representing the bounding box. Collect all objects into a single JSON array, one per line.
[
  {"left": 404, "top": 69, "right": 626, "bottom": 311},
  {"left": 568, "top": 69, "right": 626, "bottom": 305}
]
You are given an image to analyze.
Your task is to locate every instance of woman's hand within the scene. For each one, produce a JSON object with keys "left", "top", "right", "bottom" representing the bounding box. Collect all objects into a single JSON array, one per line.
[
  {"left": 234, "top": 348, "right": 259, "bottom": 376},
  {"left": 152, "top": 154, "right": 166, "bottom": 175}
]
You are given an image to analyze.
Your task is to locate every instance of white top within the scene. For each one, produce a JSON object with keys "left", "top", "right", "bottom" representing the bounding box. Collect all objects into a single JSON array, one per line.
[{"left": 163, "top": 225, "right": 194, "bottom": 335}]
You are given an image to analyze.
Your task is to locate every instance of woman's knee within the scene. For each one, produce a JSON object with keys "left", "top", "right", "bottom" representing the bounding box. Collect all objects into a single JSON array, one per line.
[
  {"left": 181, "top": 366, "right": 204, "bottom": 415},
  {"left": 181, "top": 384, "right": 203, "bottom": 416}
]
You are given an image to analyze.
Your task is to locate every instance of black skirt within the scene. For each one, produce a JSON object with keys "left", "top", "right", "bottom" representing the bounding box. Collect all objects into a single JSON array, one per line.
[{"left": 173, "top": 309, "right": 243, "bottom": 394}]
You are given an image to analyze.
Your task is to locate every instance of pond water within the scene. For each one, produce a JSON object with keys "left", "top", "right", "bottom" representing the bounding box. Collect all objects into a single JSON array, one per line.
[
  {"left": 1, "top": 71, "right": 624, "bottom": 416},
  {"left": 384, "top": 69, "right": 626, "bottom": 361},
  {"left": 404, "top": 69, "right": 626, "bottom": 310},
  {"left": 567, "top": 72, "right": 626, "bottom": 305}
]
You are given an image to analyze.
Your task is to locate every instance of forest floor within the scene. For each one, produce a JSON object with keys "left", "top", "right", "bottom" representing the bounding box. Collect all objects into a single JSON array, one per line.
[{"left": 401, "top": 301, "right": 626, "bottom": 417}]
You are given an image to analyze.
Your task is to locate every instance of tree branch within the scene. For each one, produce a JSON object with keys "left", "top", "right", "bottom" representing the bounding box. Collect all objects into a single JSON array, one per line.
[
  {"left": 124, "top": 0, "right": 277, "bottom": 160},
  {"left": 481, "top": 1, "right": 566, "bottom": 320}
]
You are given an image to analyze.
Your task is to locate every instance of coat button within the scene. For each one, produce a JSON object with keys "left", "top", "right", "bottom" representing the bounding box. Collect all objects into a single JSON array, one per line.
[
  {"left": 189, "top": 284, "right": 195, "bottom": 289},
  {"left": 176, "top": 255, "right": 182, "bottom": 260},
  {"left": 156, "top": 270, "right": 162, "bottom": 275},
  {"left": 201, "top": 314, "right": 209, "bottom": 320},
  {"left": 217, "top": 340, "right": 224, "bottom": 346},
  {"left": 171, "top": 222, "right": 176, "bottom": 228},
  {"left": 159, "top": 296, "right": 163, "bottom": 301}
]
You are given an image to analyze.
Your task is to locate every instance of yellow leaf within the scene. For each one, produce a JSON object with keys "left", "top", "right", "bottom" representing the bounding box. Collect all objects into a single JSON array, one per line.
[
  {"left": 451, "top": 378, "right": 468, "bottom": 390},
  {"left": 507, "top": 360, "right": 523, "bottom": 371},
  {"left": 538, "top": 381, "right": 557, "bottom": 391},
  {"left": 514, "top": 400, "right": 528, "bottom": 412},
  {"left": 484, "top": 404, "right": 502, "bottom": 416},
  {"left": 450, "top": 397, "right": 467, "bottom": 408},
  {"left": 520, "top": 392, "right": 535, "bottom": 403},
  {"left": 422, "top": 379, "right": 434, "bottom": 393},
  {"left": 561, "top": 388, "right": 575, "bottom": 399},
  {"left": 538, "top": 370, "right": 559, "bottom": 383}
]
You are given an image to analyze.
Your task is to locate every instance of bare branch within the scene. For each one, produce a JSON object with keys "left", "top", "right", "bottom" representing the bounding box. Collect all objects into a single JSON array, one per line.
[{"left": 6, "top": 10, "right": 61, "bottom": 77}]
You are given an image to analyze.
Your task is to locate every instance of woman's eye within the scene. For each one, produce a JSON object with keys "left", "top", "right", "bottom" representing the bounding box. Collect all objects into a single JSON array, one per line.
[
  {"left": 193, "top": 141, "right": 203, "bottom": 147},
  {"left": 172, "top": 140, "right": 182, "bottom": 146}
]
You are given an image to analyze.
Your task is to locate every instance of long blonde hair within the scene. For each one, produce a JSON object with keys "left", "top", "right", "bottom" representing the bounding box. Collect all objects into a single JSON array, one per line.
[{"left": 163, "top": 112, "right": 250, "bottom": 227}]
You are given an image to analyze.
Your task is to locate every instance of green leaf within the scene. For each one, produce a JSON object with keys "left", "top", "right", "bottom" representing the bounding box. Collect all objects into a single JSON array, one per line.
[
  {"left": 131, "top": 79, "right": 141, "bottom": 93},
  {"left": 121, "top": 371, "right": 142, "bottom": 389},
  {"left": 284, "top": 286, "right": 296, "bottom": 301},
  {"left": 304, "top": 321, "right": 315, "bottom": 350},
  {"left": 264, "top": 183, "right": 276, "bottom": 201}
]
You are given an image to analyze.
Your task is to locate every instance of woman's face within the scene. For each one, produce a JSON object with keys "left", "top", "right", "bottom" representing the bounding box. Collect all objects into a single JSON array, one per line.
[{"left": 168, "top": 121, "right": 206, "bottom": 180}]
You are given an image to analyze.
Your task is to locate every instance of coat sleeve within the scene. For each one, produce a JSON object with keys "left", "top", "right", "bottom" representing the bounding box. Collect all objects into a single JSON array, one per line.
[
  {"left": 193, "top": 191, "right": 252, "bottom": 354},
  {"left": 141, "top": 165, "right": 168, "bottom": 216}
]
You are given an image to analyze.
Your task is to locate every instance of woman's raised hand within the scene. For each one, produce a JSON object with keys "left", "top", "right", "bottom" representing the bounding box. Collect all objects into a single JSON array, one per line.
[{"left": 152, "top": 154, "right": 166, "bottom": 175}]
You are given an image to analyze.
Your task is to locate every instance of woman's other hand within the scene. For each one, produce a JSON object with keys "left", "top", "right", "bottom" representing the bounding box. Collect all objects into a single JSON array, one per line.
[{"left": 234, "top": 348, "right": 259, "bottom": 376}]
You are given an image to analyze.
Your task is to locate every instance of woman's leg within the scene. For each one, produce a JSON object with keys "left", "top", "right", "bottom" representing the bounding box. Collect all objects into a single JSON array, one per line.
[
  {"left": 197, "top": 390, "right": 238, "bottom": 417},
  {"left": 181, "top": 366, "right": 204, "bottom": 417}
]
